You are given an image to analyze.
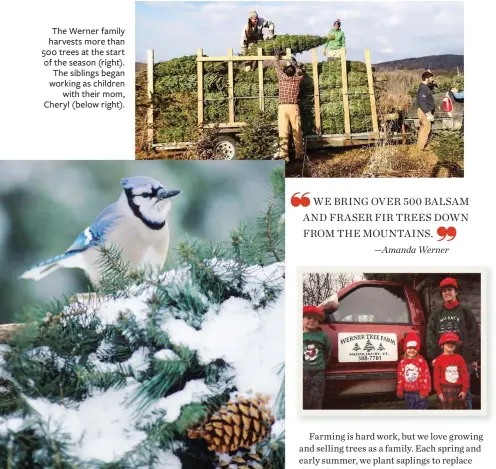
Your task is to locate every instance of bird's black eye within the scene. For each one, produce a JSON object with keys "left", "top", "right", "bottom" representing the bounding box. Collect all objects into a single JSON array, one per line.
[{"left": 138, "top": 192, "right": 152, "bottom": 198}]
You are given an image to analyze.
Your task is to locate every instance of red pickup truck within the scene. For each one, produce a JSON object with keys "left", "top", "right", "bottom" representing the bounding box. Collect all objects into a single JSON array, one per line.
[{"left": 317, "top": 280, "right": 430, "bottom": 398}]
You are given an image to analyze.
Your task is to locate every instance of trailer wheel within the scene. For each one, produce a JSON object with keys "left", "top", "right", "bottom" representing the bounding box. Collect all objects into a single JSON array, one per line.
[{"left": 214, "top": 136, "right": 238, "bottom": 160}]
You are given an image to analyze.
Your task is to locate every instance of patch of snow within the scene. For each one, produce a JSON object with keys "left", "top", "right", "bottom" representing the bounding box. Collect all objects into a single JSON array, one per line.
[
  {"left": 0, "top": 417, "right": 24, "bottom": 435},
  {"left": 123, "top": 347, "right": 150, "bottom": 372},
  {"left": 154, "top": 349, "right": 179, "bottom": 361},
  {"left": 26, "top": 382, "right": 146, "bottom": 462},
  {"left": 162, "top": 290, "right": 285, "bottom": 405},
  {"left": 153, "top": 451, "right": 182, "bottom": 469},
  {"left": 88, "top": 294, "right": 151, "bottom": 328},
  {"left": 155, "top": 379, "right": 214, "bottom": 423}
]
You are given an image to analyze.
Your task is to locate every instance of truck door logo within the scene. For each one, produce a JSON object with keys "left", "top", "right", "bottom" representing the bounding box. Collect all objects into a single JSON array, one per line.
[{"left": 338, "top": 333, "right": 398, "bottom": 362}]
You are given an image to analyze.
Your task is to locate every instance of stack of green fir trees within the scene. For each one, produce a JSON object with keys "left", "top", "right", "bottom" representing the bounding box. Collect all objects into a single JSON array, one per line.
[
  {"left": 0, "top": 169, "right": 285, "bottom": 469},
  {"left": 135, "top": 34, "right": 375, "bottom": 144}
]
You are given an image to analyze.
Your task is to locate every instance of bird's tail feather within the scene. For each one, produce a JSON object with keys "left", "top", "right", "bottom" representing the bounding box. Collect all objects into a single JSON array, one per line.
[{"left": 19, "top": 251, "right": 83, "bottom": 281}]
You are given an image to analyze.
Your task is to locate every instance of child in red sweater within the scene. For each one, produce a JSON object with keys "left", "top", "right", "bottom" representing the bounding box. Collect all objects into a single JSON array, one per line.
[
  {"left": 397, "top": 332, "right": 431, "bottom": 409},
  {"left": 433, "top": 332, "right": 469, "bottom": 409}
]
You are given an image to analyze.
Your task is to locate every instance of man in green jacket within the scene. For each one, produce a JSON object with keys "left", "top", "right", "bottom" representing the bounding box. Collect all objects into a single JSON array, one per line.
[
  {"left": 303, "top": 305, "right": 331, "bottom": 409},
  {"left": 323, "top": 19, "right": 346, "bottom": 60},
  {"left": 426, "top": 277, "right": 481, "bottom": 409}
]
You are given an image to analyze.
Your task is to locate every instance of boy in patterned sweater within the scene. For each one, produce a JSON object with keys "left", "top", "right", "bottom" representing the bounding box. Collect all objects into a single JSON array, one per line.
[
  {"left": 433, "top": 332, "right": 470, "bottom": 409},
  {"left": 397, "top": 332, "right": 431, "bottom": 409},
  {"left": 303, "top": 305, "right": 331, "bottom": 409}
]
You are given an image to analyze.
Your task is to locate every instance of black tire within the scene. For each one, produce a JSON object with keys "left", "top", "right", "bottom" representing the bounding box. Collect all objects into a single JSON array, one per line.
[{"left": 214, "top": 135, "right": 238, "bottom": 160}]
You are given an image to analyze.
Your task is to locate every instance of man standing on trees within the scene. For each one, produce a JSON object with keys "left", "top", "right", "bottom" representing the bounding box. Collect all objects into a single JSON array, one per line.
[
  {"left": 426, "top": 277, "right": 481, "bottom": 409},
  {"left": 273, "top": 49, "right": 305, "bottom": 162},
  {"left": 323, "top": 19, "right": 346, "bottom": 60},
  {"left": 240, "top": 10, "right": 275, "bottom": 71},
  {"left": 416, "top": 70, "right": 436, "bottom": 151}
]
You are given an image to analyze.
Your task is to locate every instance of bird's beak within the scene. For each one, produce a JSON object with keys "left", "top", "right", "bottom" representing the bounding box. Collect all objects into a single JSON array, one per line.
[{"left": 158, "top": 189, "right": 181, "bottom": 200}]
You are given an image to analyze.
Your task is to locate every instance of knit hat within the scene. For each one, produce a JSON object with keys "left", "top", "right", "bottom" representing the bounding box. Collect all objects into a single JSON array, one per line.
[
  {"left": 249, "top": 10, "right": 258, "bottom": 19},
  {"left": 440, "top": 277, "right": 458, "bottom": 289},
  {"left": 334, "top": 19, "right": 341, "bottom": 26},
  {"left": 439, "top": 332, "right": 461, "bottom": 346},
  {"left": 303, "top": 305, "right": 325, "bottom": 322},
  {"left": 404, "top": 332, "right": 420, "bottom": 352}
]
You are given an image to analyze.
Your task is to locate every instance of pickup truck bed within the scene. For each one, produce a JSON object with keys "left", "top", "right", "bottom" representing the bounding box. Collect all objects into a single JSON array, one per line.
[{"left": 404, "top": 89, "right": 464, "bottom": 132}]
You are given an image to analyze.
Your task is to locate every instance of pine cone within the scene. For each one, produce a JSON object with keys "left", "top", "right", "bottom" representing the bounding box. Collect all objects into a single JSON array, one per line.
[{"left": 187, "top": 393, "right": 274, "bottom": 454}]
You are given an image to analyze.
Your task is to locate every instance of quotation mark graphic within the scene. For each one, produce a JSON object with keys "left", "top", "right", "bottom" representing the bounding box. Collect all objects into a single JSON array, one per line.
[
  {"left": 437, "top": 226, "right": 457, "bottom": 241},
  {"left": 291, "top": 192, "right": 311, "bottom": 207}
]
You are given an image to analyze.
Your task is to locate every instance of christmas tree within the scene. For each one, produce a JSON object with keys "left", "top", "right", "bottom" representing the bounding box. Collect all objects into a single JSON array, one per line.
[
  {"left": 0, "top": 167, "right": 285, "bottom": 469},
  {"left": 377, "top": 343, "right": 385, "bottom": 352},
  {"left": 352, "top": 343, "right": 360, "bottom": 352},
  {"left": 363, "top": 340, "right": 375, "bottom": 352}
]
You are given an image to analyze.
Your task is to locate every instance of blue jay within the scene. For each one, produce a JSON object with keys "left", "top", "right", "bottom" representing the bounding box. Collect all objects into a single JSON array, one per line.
[{"left": 20, "top": 176, "right": 181, "bottom": 286}]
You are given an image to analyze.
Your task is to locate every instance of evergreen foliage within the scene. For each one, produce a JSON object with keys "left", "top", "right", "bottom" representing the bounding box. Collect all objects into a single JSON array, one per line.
[
  {"left": 431, "top": 130, "right": 464, "bottom": 165},
  {"left": 245, "top": 35, "right": 327, "bottom": 56},
  {"left": 0, "top": 170, "right": 285, "bottom": 469},
  {"left": 237, "top": 112, "right": 279, "bottom": 160},
  {"left": 135, "top": 37, "right": 376, "bottom": 148}
]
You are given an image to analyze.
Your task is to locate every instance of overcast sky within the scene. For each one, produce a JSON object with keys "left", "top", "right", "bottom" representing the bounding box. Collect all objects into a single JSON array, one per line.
[{"left": 135, "top": 1, "right": 464, "bottom": 64}]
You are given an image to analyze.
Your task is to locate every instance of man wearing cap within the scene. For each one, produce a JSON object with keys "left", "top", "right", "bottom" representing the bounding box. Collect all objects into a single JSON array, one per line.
[
  {"left": 426, "top": 277, "right": 481, "bottom": 409},
  {"left": 323, "top": 20, "right": 346, "bottom": 60},
  {"left": 273, "top": 49, "right": 305, "bottom": 162},
  {"left": 240, "top": 11, "right": 275, "bottom": 71},
  {"left": 303, "top": 305, "right": 331, "bottom": 409}
]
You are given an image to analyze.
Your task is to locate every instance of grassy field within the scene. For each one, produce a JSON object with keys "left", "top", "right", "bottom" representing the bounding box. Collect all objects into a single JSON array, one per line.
[{"left": 286, "top": 143, "right": 463, "bottom": 179}]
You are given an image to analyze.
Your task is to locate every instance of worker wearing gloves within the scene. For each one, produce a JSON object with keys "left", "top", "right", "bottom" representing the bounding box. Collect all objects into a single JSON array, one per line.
[
  {"left": 416, "top": 70, "right": 436, "bottom": 151},
  {"left": 240, "top": 11, "right": 275, "bottom": 71},
  {"left": 323, "top": 19, "right": 346, "bottom": 60}
]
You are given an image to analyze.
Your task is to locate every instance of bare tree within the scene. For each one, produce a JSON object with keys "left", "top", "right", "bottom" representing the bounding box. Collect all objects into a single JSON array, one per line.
[{"left": 303, "top": 272, "right": 364, "bottom": 305}]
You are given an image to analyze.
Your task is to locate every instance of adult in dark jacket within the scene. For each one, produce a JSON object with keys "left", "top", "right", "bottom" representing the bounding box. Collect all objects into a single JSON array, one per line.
[
  {"left": 426, "top": 277, "right": 481, "bottom": 409},
  {"left": 416, "top": 70, "right": 436, "bottom": 150}
]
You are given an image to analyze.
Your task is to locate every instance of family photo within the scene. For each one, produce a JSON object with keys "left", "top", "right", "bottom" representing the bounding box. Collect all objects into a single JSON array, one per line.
[{"left": 301, "top": 272, "right": 483, "bottom": 412}]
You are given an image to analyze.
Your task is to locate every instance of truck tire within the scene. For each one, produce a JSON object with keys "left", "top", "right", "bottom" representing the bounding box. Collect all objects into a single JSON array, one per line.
[{"left": 214, "top": 136, "right": 238, "bottom": 160}]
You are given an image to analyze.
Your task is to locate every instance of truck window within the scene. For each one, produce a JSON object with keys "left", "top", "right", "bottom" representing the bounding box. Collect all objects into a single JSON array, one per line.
[{"left": 329, "top": 285, "right": 410, "bottom": 324}]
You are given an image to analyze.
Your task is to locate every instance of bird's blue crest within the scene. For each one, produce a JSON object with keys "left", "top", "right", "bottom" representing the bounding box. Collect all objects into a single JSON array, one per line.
[{"left": 121, "top": 176, "right": 163, "bottom": 191}]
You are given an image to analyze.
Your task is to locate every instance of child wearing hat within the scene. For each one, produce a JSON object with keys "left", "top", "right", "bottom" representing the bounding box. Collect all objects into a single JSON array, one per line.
[
  {"left": 303, "top": 305, "right": 331, "bottom": 409},
  {"left": 426, "top": 277, "right": 480, "bottom": 409},
  {"left": 433, "top": 332, "right": 470, "bottom": 409},
  {"left": 396, "top": 332, "right": 431, "bottom": 409}
]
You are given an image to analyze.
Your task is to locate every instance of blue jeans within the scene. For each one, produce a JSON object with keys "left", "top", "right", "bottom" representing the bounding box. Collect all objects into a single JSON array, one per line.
[{"left": 405, "top": 391, "right": 429, "bottom": 410}]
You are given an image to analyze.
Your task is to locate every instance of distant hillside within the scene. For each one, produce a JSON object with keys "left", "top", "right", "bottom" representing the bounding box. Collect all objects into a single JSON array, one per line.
[{"left": 374, "top": 55, "right": 463, "bottom": 72}]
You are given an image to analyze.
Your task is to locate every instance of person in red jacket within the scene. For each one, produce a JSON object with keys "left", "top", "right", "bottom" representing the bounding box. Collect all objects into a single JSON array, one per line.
[
  {"left": 396, "top": 332, "right": 431, "bottom": 409},
  {"left": 433, "top": 332, "right": 469, "bottom": 409}
]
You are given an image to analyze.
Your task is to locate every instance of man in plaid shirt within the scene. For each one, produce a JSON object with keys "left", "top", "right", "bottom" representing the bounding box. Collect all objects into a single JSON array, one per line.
[{"left": 274, "top": 49, "right": 305, "bottom": 161}]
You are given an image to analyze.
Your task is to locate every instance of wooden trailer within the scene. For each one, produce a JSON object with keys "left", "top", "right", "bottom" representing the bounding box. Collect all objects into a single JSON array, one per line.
[{"left": 144, "top": 47, "right": 387, "bottom": 158}]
